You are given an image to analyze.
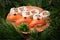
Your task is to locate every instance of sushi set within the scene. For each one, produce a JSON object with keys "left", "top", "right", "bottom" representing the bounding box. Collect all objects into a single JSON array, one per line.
[{"left": 6, "top": 6, "right": 50, "bottom": 34}]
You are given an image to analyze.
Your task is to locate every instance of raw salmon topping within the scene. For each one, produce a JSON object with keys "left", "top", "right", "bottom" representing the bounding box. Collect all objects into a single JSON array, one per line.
[{"left": 6, "top": 6, "right": 50, "bottom": 28}]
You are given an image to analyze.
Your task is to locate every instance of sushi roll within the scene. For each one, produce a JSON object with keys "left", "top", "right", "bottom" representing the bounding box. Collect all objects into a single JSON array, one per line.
[
  {"left": 33, "top": 13, "right": 42, "bottom": 20},
  {"left": 40, "top": 10, "right": 50, "bottom": 19},
  {"left": 10, "top": 8, "right": 17, "bottom": 14},
  {"left": 30, "top": 9, "right": 39, "bottom": 15}
]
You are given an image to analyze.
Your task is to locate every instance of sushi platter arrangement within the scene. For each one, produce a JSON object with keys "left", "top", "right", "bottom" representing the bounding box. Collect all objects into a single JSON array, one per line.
[{"left": 6, "top": 6, "right": 50, "bottom": 34}]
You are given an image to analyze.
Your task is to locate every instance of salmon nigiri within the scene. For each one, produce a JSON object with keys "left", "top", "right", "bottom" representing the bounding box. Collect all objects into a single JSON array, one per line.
[
  {"left": 29, "top": 13, "right": 46, "bottom": 28},
  {"left": 29, "top": 19, "right": 46, "bottom": 28},
  {"left": 16, "top": 17, "right": 32, "bottom": 25},
  {"left": 7, "top": 14, "right": 22, "bottom": 21},
  {"left": 6, "top": 8, "right": 22, "bottom": 21}
]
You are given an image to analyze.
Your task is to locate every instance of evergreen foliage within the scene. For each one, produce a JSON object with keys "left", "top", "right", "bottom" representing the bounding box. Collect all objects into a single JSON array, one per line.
[{"left": 0, "top": 0, "right": 60, "bottom": 40}]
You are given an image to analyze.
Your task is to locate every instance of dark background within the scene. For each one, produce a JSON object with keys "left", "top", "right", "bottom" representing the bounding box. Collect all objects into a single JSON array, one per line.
[{"left": 0, "top": 0, "right": 60, "bottom": 40}]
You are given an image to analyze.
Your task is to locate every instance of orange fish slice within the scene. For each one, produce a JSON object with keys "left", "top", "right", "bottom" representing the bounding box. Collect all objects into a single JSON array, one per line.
[
  {"left": 6, "top": 13, "right": 22, "bottom": 21},
  {"left": 29, "top": 19, "right": 46, "bottom": 28},
  {"left": 16, "top": 17, "right": 32, "bottom": 25}
]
